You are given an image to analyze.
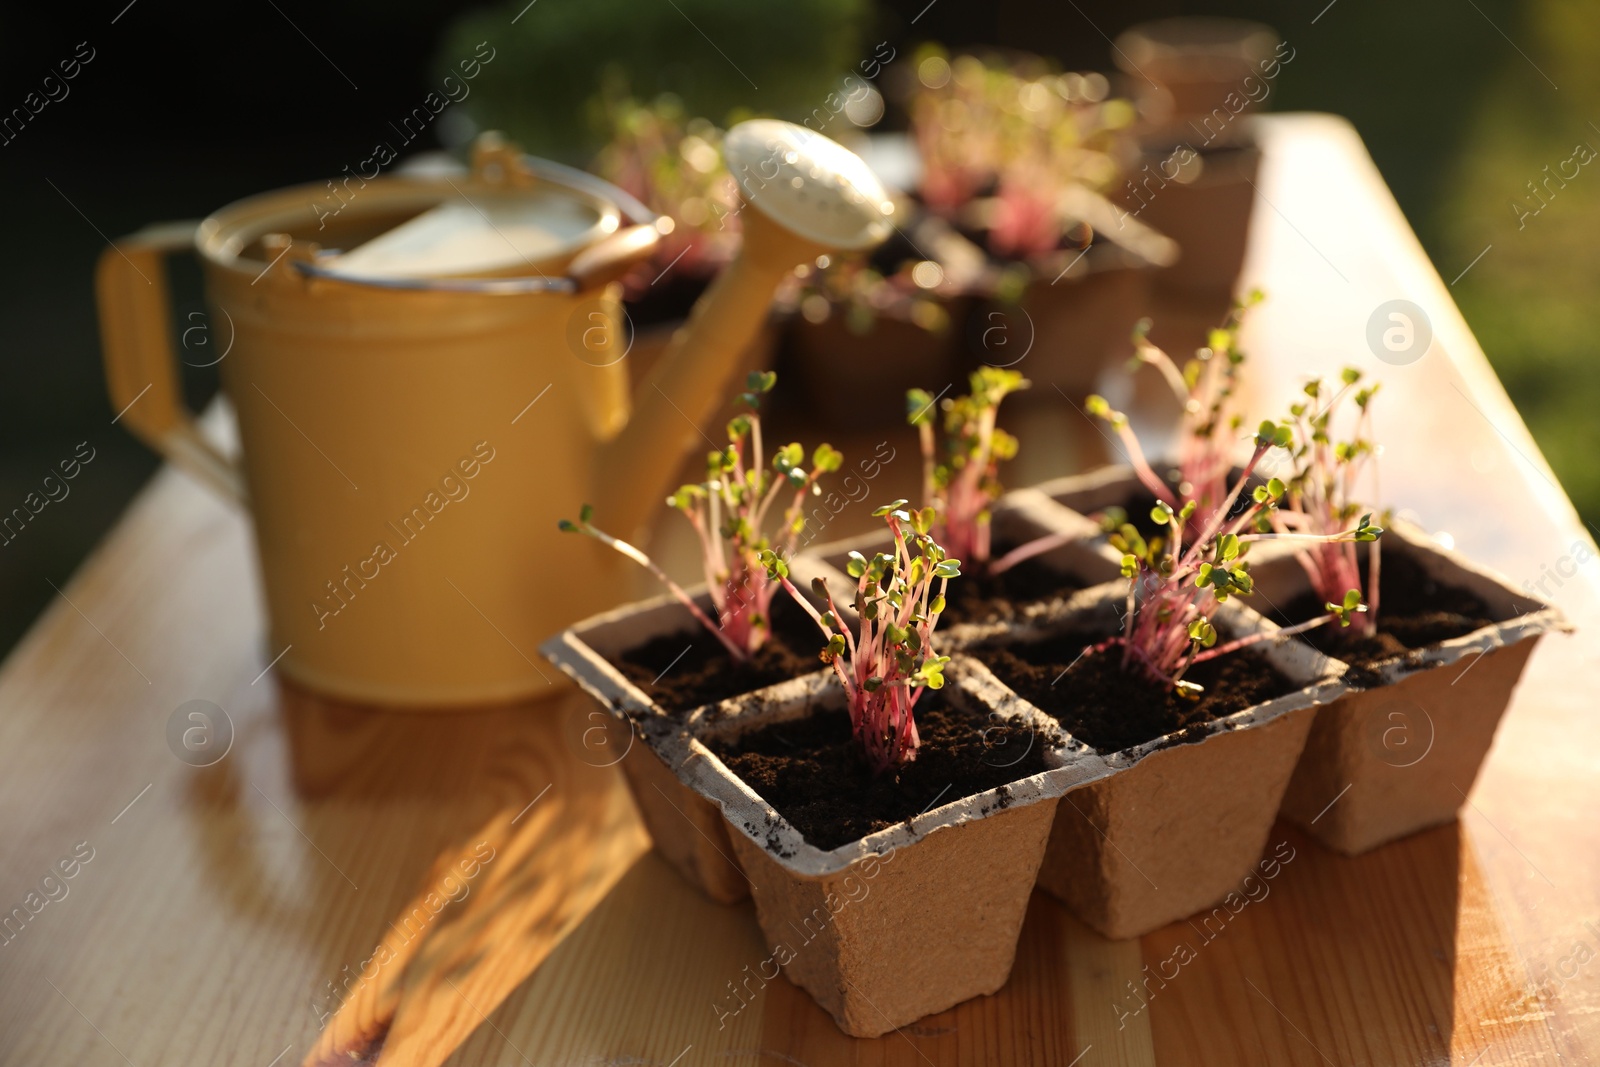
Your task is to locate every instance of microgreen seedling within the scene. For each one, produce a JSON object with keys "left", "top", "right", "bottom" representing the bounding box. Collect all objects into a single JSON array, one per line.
[
  {"left": 1263, "top": 366, "right": 1387, "bottom": 634},
  {"left": 907, "top": 47, "right": 1134, "bottom": 253},
  {"left": 1093, "top": 416, "right": 1372, "bottom": 693},
  {"left": 762, "top": 502, "right": 960, "bottom": 773},
  {"left": 1086, "top": 293, "right": 1264, "bottom": 535},
  {"left": 907, "top": 368, "right": 1029, "bottom": 567},
  {"left": 561, "top": 371, "right": 842, "bottom": 662}
]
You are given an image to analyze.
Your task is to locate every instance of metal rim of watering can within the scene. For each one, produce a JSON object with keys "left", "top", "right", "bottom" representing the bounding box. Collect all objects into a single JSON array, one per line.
[
  {"left": 291, "top": 153, "right": 661, "bottom": 296},
  {"left": 289, "top": 264, "right": 582, "bottom": 294}
]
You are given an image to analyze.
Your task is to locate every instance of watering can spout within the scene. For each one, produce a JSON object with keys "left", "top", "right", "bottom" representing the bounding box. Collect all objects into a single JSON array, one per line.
[{"left": 594, "top": 120, "right": 894, "bottom": 537}]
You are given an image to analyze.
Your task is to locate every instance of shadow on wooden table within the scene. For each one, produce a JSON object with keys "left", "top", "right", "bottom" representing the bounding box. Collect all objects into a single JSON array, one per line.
[
  {"left": 1133, "top": 816, "right": 1551, "bottom": 1067},
  {"left": 1130, "top": 821, "right": 1462, "bottom": 1065},
  {"left": 253, "top": 680, "right": 649, "bottom": 1067}
]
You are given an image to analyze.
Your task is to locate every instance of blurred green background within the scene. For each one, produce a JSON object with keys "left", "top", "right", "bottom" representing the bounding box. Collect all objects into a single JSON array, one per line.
[{"left": 0, "top": 0, "right": 1593, "bottom": 657}]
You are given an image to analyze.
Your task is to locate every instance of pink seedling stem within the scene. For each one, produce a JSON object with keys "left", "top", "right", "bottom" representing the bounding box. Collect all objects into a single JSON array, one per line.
[
  {"left": 1100, "top": 418, "right": 1378, "bottom": 693},
  {"left": 1263, "top": 367, "right": 1385, "bottom": 635},
  {"left": 561, "top": 517, "right": 747, "bottom": 661},
  {"left": 764, "top": 503, "right": 960, "bottom": 774},
  {"left": 562, "top": 372, "right": 843, "bottom": 663},
  {"left": 1029, "top": 307, "right": 1388, "bottom": 695},
  {"left": 1085, "top": 294, "right": 1264, "bottom": 536},
  {"left": 908, "top": 369, "right": 1028, "bottom": 569}
]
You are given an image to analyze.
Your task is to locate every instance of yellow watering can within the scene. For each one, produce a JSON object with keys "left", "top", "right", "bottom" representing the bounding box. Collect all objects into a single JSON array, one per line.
[{"left": 96, "top": 121, "right": 892, "bottom": 707}]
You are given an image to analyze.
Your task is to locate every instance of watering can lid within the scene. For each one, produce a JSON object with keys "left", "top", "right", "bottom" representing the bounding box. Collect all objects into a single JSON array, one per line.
[
  {"left": 317, "top": 188, "right": 620, "bottom": 281},
  {"left": 312, "top": 139, "right": 633, "bottom": 282}
]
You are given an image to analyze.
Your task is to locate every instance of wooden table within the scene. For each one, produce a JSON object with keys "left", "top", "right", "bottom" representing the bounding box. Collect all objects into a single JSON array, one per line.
[{"left": 3, "top": 114, "right": 1597, "bottom": 1067}]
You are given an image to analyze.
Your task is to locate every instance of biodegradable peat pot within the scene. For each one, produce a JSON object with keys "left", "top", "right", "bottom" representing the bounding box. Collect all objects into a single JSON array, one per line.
[
  {"left": 782, "top": 247, "right": 1160, "bottom": 427},
  {"left": 1252, "top": 521, "right": 1567, "bottom": 855},
  {"left": 540, "top": 560, "right": 846, "bottom": 905},
  {"left": 1035, "top": 463, "right": 1150, "bottom": 517},
  {"left": 975, "top": 587, "right": 1342, "bottom": 940},
  {"left": 1127, "top": 143, "right": 1261, "bottom": 304},
  {"left": 1113, "top": 18, "right": 1282, "bottom": 150},
  {"left": 1038, "top": 462, "right": 1257, "bottom": 516},
  {"left": 1009, "top": 246, "right": 1155, "bottom": 398},
  {"left": 781, "top": 297, "right": 974, "bottom": 430},
  {"left": 681, "top": 659, "right": 1108, "bottom": 1037},
  {"left": 1113, "top": 16, "right": 1273, "bottom": 303},
  {"left": 1111, "top": 17, "right": 1274, "bottom": 305},
  {"left": 808, "top": 487, "right": 1121, "bottom": 632}
]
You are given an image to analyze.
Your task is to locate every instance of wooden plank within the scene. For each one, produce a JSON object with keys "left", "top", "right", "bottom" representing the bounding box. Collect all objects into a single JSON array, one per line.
[
  {"left": 1143, "top": 823, "right": 1560, "bottom": 1066},
  {"left": 1064, "top": 904, "right": 1157, "bottom": 1067}
]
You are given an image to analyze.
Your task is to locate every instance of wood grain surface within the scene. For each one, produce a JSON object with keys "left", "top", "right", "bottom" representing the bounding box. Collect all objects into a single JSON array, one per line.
[{"left": 2, "top": 114, "right": 1597, "bottom": 1067}]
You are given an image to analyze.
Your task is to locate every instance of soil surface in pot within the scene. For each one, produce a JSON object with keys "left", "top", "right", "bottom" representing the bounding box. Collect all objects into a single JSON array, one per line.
[
  {"left": 710, "top": 693, "right": 1053, "bottom": 851},
  {"left": 937, "top": 540, "right": 1089, "bottom": 626},
  {"left": 617, "top": 598, "right": 827, "bottom": 716},
  {"left": 981, "top": 628, "right": 1298, "bottom": 754},
  {"left": 1271, "top": 550, "right": 1496, "bottom": 673}
]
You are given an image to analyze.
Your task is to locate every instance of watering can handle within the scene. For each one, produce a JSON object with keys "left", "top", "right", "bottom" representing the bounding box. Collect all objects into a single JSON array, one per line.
[{"left": 96, "top": 222, "right": 248, "bottom": 504}]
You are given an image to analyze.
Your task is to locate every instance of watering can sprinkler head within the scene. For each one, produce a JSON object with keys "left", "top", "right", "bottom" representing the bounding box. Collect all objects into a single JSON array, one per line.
[
  {"left": 721, "top": 119, "right": 895, "bottom": 256},
  {"left": 594, "top": 120, "right": 894, "bottom": 537}
]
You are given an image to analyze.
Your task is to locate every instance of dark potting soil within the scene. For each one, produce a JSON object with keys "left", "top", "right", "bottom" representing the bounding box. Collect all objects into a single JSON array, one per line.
[
  {"left": 710, "top": 693, "right": 1054, "bottom": 851},
  {"left": 936, "top": 542, "right": 1089, "bottom": 626},
  {"left": 1271, "top": 550, "right": 1497, "bottom": 672},
  {"left": 980, "top": 628, "right": 1299, "bottom": 755},
  {"left": 616, "top": 597, "right": 829, "bottom": 716}
]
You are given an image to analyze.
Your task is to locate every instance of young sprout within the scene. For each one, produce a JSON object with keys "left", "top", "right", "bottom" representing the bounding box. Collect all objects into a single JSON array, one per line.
[
  {"left": 561, "top": 371, "right": 843, "bottom": 662},
  {"left": 1085, "top": 293, "right": 1264, "bottom": 536},
  {"left": 1263, "top": 367, "right": 1387, "bottom": 634},
  {"left": 761, "top": 502, "right": 960, "bottom": 774},
  {"left": 1097, "top": 419, "right": 1371, "bottom": 693},
  {"left": 907, "top": 47, "right": 1134, "bottom": 245},
  {"left": 907, "top": 368, "right": 1029, "bottom": 568}
]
